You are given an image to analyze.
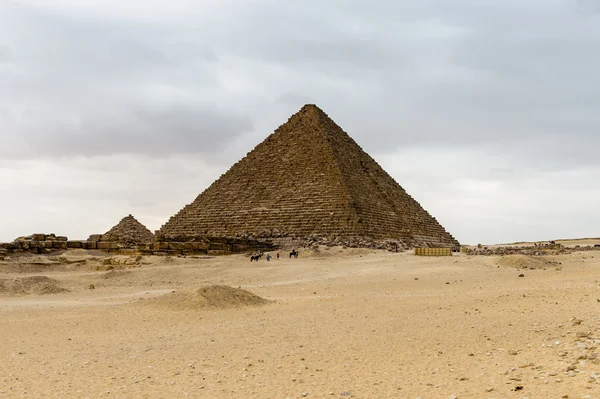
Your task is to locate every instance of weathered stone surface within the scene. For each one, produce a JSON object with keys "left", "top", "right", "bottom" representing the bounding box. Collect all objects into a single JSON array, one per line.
[
  {"left": 97, "top": 242, "right": 118, "bottom": 250},
  {"left": 100, "top": 215, "right": 154, "bottom": 247},
  {"left": 1, "top": 233, "right": 73, "bottom": 255},
  {"left": 87, "top": 234, "right": 103, "bottom": 242},
  {"left": 52, "top": 241, "right": 68, "bottom": 250},
  {"left": 158, "top": 104, "right": 459, "bottom": 249},
  {"left": 168, "top": 242, "right": 187, "bottom": 251},
  {"left": 189, "top": 242, "right": 210, "bottom": 251},
  {"left": 67, "top": 241, "right": 83, "bottom": 249},
  {"left": 463, "top": 243, "right": 600, "bottom": 256}
]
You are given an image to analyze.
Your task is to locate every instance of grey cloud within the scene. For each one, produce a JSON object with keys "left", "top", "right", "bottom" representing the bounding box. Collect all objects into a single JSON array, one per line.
[
  {"left": 6, "top": 104, "right": 252, "bottom": 158},
  {"left": 0, "top": 2, "right": 238, "bottom": 159},
  {"left": 277, "top": 93, "right": 313, "bottom": 106},
  {"left": 5, "top": 0, "right": 599, "bottom": 163},
  {"left": 0, "top": 45, "right": 9, "bottom": 62},
  {"left": 575, "top": 0, "right": 600, "bottom": 12},
  {"left": 193, "top": 0, "right": 600, "bottom": 163}
]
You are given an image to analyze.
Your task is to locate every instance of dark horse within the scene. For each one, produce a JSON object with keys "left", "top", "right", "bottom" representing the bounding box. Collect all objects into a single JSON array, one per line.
[
  {"left": 250, "top": 253, "right": 263, "bottom": 262},
  {"left": 289, "top": 250, "right": 299, "bottom": 259}
]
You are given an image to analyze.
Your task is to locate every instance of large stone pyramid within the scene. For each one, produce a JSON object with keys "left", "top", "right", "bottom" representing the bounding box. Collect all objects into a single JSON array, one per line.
[
  {"left": 158, "top": 105, "right": 459, "bottom": 248},
  {"left": 102, "top": 214, "right": 155, "bottom": 246}
]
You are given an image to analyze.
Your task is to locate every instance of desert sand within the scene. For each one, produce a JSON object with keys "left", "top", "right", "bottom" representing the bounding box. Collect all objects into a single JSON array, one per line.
[{"left": 1, "top": 248, "right": 600, "bottom": 398}]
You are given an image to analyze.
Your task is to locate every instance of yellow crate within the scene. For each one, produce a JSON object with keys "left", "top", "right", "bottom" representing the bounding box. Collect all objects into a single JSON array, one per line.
[{"left": 414, "top": 247, "right": 452, "bottom": 256}]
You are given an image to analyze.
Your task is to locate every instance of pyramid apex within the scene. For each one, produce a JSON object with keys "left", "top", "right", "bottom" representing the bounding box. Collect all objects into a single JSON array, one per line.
[
  {"left": 299, "top": 103, "right": 326, "bottom": 114},
  {"left": 284, "top": 104, "right": 333, "bottom": 128}
]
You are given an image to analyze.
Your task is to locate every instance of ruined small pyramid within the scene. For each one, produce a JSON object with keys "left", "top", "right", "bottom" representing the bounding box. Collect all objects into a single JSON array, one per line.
[
  {"left": 158, "top": 105, "right": 459, "bottom": 248},
  {"left": 102, "top": 214, "right": 154, "bottom": 246}
]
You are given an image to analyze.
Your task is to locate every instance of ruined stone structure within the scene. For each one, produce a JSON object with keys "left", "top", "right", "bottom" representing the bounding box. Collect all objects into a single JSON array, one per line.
[
  {"left": 0, "top": 234, "right": 70, "bottom": 256},
  {"left": 158, "top": 104, "right": 459, "bottom": 249},
  {"left": 139, "top": 236, "right": 275, "bottom": 257},
  {"left": 87, "top": 214, "right": 154, "bottom": 250}
]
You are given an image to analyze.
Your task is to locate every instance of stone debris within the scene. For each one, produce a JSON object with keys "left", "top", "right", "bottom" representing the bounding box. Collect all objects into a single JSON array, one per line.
[
  {"left": 157, "top": 104, "right": 459, "bottom": 250},
  {"left": 463, "top": 243, "right": 600, "bottom": 256}
]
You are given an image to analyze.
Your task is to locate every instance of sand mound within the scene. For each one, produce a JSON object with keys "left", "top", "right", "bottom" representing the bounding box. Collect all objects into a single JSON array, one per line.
[
  {"left": 0, "top": 254, "right": 93, "bottom": 273},
  {"left": 0, "top": 276, "right": 68, "bottom": 296},
  {"left": 148, "top": 285, "right": 270, "bottom": 310},
  {"left": 496, "top": 255, "right": 560, "bottom": 270},
  {"left": 305, "top": 246, "right": 381, "bottom": 258},
  {"left": 99, "top": 270, "right": 133, "bottom": 279}
]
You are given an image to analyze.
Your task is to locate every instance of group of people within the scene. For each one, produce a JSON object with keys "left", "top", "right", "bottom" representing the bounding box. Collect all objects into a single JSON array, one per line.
[{"left": 250, "top": 249, "right": 299, "bottom": 262}]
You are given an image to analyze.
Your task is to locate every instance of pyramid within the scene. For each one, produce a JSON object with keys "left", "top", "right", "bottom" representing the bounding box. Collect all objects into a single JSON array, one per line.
[
  {"left": 101, "top": 214, "right": 155, "bottom": 246},
  {"left": 158, "top": 105, "right": 459, "bottom": 248}
]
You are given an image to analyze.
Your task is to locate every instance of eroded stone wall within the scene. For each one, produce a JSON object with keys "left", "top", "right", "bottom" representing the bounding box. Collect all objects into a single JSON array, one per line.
[{"left": 0, "top": 235, "right": 273, "bottom": 258}]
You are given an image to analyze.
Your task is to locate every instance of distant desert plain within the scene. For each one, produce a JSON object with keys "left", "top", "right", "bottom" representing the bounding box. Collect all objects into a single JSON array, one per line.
[{"left": 2, "top": 241, "right": 600, "bottom": 398}]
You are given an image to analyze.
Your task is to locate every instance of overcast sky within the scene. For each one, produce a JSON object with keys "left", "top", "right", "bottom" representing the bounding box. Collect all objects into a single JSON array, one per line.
[{"left": 1, "top": 0, "right": 599, "bottom": 244}]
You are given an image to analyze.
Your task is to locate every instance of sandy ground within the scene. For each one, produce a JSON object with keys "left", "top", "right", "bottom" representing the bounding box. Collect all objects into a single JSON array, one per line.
[{"left": 1, "top": 248, "right": 600, "bottom": 398}]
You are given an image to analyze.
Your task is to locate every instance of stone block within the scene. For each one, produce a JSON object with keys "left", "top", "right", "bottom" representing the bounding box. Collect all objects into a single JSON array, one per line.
[
  {"left": 97, "top": 242, "right": 119, "bottom": 250},
  {"left": 209, "top": 242, "right": 227, "bottom": 251},
  {"left": 188, "top": 242, "right": 210, "bottom": 251},
  {"left": 88, "top": 234, "right": 103, "bottom": 242},
  {"left": 67, "top": 241, "right": 83, "bottom": 249},
  {"left": 232, "top": 244, "right": 249, "bottom": 253},
  {"left": 52, "top": 241, "right": 68, "bottom": 249},
  {"left": 32, "top": 234, "right": 46, "bottom": 241},
  {"left": 168, "top": 242, "right": 186, "bottom": 251},
  {"left": 57, "top": 236, "right": 68, "bottom": 242}
]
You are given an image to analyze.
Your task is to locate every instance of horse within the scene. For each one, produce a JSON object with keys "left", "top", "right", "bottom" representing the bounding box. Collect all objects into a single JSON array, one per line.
[
  {"left": 289, "top": 250, "right": 299, "bottom": 259},
  {"left": 250, "top": 253, "right": 263, "bottom": 262}
]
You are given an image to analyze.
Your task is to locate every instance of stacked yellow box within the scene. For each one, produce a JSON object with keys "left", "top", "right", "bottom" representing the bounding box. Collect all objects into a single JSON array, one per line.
[{"left": 414, "top": 247, "right": 452, "bottom": 256}]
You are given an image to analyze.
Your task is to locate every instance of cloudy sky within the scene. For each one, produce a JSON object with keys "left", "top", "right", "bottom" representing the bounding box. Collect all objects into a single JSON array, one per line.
[{"left": 1, "top": 0, "right": 599, "bottom": 244}]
